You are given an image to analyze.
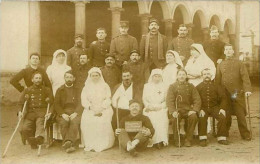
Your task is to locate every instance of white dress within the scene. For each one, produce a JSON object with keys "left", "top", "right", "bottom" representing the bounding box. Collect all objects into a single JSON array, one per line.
[
  {"left": 81, "top": 82, "right": 115, "bottom": 152},
  {"left": 162, "top": 63, "right": 178, "bottom": 91},
  {"left": 142, "top": 83, "right": 169, "bottom": 145}
]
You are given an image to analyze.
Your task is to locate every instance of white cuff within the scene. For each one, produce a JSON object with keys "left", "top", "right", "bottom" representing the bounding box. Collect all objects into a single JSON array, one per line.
[
  {"left": 199, "top": 136, "right": 207, "bottom": 140},
  {"left": 217, "top": 136, "right": 227, "bottom": 141}
]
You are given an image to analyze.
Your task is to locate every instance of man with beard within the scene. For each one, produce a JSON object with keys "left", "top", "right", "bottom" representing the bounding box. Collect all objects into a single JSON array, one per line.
[
  {"left": 122, "top": 50, "right": 149, "bottom": 89},
  {"left": 216, "top": 44, "right": 252, "bottom": 141},
  {"left": 54, "top": 70, "right": 83, "bottom": 153},
  {"left": 67, "top": 34, "right": 87, "bottom": 70},
  {"left": 110, "top": 21, "right": 138, "bottom": 68},
  {"left": 168, "top": 24, "right": 194, "bottom": 66},
  {"left": 197, "top": 68, "right": 229, "bottom": 146},
  {"left": 88, "top": 28, "right": 110, "bottom": 67},
  {"left": 166, "top": 69, "right": 201, "bottom": 147},
  {"left": 100, "top": 53, "right": 121, "bottom": 91},
  {"left": 112, "top": 70, "right": 143, "bottom": 130},
  {"left": 115, "top": 99, "right": 154, "bottom": 157},
  {"left": 203, "top": 25, "right": 225, "bottom": 66},
  {"left": 73, "top": 54, "right": 92, "bottom": 91},
  {"left": 140, "top": 18, "right": 168, "bottom": 71},
  {"left": 19, "top": 72, "right": 53, "bottom": 149},
  {"left": 10, "top": 53, "right": 52, "bottom": 92}
]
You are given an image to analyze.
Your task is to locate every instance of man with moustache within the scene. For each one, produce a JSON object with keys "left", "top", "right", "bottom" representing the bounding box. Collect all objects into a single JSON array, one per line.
[
  {"left": 19, "top": 72, "right": 53, "bottom": 149},
  {"left": 54, "top": 70, "right": 83, "bottom": 153},
  {"left": 203, "top": 25, "right": 225, "bottom": 66},
  {"left": 123, "top": 50, "right": 149, "bottom": 89},
  {"left": 197, "top": 68, "right": 229, "bottom": 146},
  {"left": 166, "top": 69, "right": 201, "bottom": 147},
  {"left": 216, "top": 44, "right": 252, "bottom": 141},
  {"left": 100, "top": 53, "right": 121, "bottom": 91},
  {"left": 112, "top": 70, "right": 143, "bottom": 130},
  {"left": 140, "top": 18, "right": 168, "bottom": 71},
  {"left": 67, "top": 34, "right": 87, "bottom": 70},
  {"left": 168, "top": 24, "right": 194, "bottom": 66},
  {"left": 88, "top": 28, "right": 110, "bottom": 67},
  {"left": 73, "top": 54, "right": 92, "bottom": 91},
  {"left": 115, "top": 99, "right": 154, "bottom": 157},
  {"left": 110, "top": 21, "right": 138, "bottom": 67},
  {"left": 10, "top": 53, "right": 52, "bottom": 93}
]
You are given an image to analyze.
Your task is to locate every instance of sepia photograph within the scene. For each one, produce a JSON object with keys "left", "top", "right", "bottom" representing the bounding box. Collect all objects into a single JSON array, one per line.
[{"left": 0, "top": 0, "right": 259, "bottom": 164}]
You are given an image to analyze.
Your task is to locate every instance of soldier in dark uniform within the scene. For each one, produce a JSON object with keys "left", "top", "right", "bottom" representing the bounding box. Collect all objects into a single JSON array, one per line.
[
  {"left": 110, "top": 21, "right": 138, "bottom": 67},
  {"left": 203, "top": 25, "right": 225, "bottom": 66},
  {"left": 168, "top": 24, "right": 194, "bottom": 66},
  {"left": 140, "top": 18, "right": 168, "bottom": 71},
  {"left": 123, "top": 50, "right": 149, "bottom": 89},
  {"left": 54, "top": 70, "right": 83, "bottom": 153},
  {"left": 166, "top": 69, "right": 201, "bottom": 147},
  {"left": 197, "top": 68, "right": 228, "bottom": 147},
  {"left": 19, "top": 72, "right": 53, "bottom": 149},
  {"left": 88, "top": 28, "right": 110, "bottom": 67},
  {"left": 10, "top": 53, "right": 52, "bottom": 93},
  {"left": 216, "top": 44, "right": 252, "bottom": 141},
  {"left": 73, "top": 54, "right": 92, "bottom": 91},
  {"left": 100, "top": 53, "right": 121, "bottom": 91},
  {"left": 67, "top": 34, "right": 87, "bottom": 70}
]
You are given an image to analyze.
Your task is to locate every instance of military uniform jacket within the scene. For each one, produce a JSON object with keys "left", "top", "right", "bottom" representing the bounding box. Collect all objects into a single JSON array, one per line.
[
  {"left": 10, "top": 66, "right": 52, "bottom": 93},
  {"left": 196, "top": 81, "right": 228, "bottom": 111},
  {"left": 110, "top": 34, "right": 138, "bottom": 65},
  {"left": 73, "top": 63, "right": 92, "bottom": 90},
  {"left": 20, "top": 85, "right": 53, "bottom": 119},
  {"left": 89, "top": 40, "right": 110, "bottom": 67},
  {"left": 203, "top": 39, "right": 225, "bottom": 65},
  {"left": 100, "top": 65, "right": 121, "bottom": 90},
  {"left": 67, "top": 46, "right": 87, "bottom": 69},
  {"left": 166, "top": 81, "right": 201, "bottom": 115}
]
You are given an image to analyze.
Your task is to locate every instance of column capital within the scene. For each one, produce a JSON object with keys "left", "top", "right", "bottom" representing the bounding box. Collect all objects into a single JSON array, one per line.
[
  {"left": 71, "top": 0, "right": 90, "bottom": 5},
  {"left": 108, "top": 7, "right": 124, "bottom": 13}
]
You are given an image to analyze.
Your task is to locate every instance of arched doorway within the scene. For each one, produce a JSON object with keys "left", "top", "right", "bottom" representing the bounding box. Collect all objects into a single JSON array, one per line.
[
  {"left": 172, "top": 4, "right": 190, "bottom": 38},
  {"left": 209, "top": 15, "right": 221, "bottom": 29},
  {"left": 150, "top": 1, "right": 165, "bottom": 35},
  {"left": 192, "top": 10, "right": 206, "bottom": 43},
  {"left": 40, "top": 1, "right": 75, "bottom": 68},
  {"left": 85, "top": 1, "right": 111, "bottom": 46}
]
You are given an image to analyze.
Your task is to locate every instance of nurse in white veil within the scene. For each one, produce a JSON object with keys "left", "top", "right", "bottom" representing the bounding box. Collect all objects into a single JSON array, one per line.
[
  {"left": 80, "top": 67, "right": 115, "bottom": 152},
  {"left": 143, "top": 69, "right": 169, "bottom": 149}
]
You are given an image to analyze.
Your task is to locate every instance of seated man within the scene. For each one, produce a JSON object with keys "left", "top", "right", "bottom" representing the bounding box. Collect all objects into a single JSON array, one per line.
[
  {"left": 115, "top": 99, "right": 154, "bottom": 157},
  {"left": 19, "top": 72, "right": 53, "bottom": 149},
  {"left": 54, "top": 70, "right": 83, "bottom": 153},
  {"left": 197, "top": 68, "right": 229, "bottom": 146},
  {"left": 166, "top": 68, "right": 201, "bottom": 147}
]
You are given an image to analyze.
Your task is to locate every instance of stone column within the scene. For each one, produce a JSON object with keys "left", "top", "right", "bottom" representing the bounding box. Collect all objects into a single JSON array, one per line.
[
  {"left": 74, "top": 1, "right": 89, "bottom": 47},
  {"left": 186, "top": 23, "right": 194, "bottom": 39},
  {"left": 108, "top": 7, "right": 124, "bottom": 39},
  {"left": 219, "top": 31, "right": 225, "bottom": 43},
  {"left": 235, "top": 1, "right": 242, "bottom": 57},
  {"left": 162, "top": 19, "right": 174, "bottom": 42},
  {"left": 28, "top": 1, "right": 41, "bottom": 59},
  {"left": 229, "top": 34, "right": 236, "bottom": 48},
  {"left": 139, "top": 13, "right": 152, "bottom": 36},
  {"left": 202, "top": 27, "right": 209, "bottom": 41}
]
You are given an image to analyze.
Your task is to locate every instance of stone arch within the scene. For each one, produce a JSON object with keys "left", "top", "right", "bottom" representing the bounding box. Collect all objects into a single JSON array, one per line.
[
  {"left": 192, "top": 10, "right": 207, "bottom": 43},
  {"left": 192, "top": 9, "right": 207, "bottom": 28},
  {"left": 172, "top": 3, "right": 192, "bottom": 24},
  {"left": 148, "top": 1, "right": 171, "bottom": 19},
  {"left": 209, "top": 14, "right": 222, "bottom": 30},
  {"left": 224, "top": 18, "right": 235, "bottom": 34}
]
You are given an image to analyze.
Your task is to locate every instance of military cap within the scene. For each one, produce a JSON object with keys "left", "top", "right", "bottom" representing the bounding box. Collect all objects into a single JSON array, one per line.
[
  {"left": 210, "top": 25, "right": 219, "bottom": 31},
  {"left": 120, "top": 21, "right": 129, "bottom": 28},
  {"left": 149, "top": 18, "right": 159, "bottom": 25},
  {"left": 130, "top": 50, "right": 140, "bottom": 56},
  {"left": 105, "top": 53, "right": 115, "bottom": 59},
  {"left": 75, "top": 34, "right": 84, "bottom": 39}
]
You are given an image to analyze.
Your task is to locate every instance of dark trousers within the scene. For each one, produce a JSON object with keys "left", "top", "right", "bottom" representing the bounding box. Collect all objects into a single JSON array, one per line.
[
  {"left": 112, "top": 108, "right": 130, "bottom": 130},
  {"left": 21, "top": 116, "right": 45, "bottom": 140},
  {"left": 57, "top": 116, "right": 80, "bottom": 144},
  {"left": 118, "top": 129, "right": 149, "bottom": 151},
  {"left": 198, "top": 108, "right": 227, "bottom": 139},
  {"left": 171, "top": 110, "right": 198, "bottom": 142}
]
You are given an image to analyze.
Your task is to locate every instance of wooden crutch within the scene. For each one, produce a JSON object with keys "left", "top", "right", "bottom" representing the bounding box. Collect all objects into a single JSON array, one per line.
[
  {"left": 116, "top": 97, "right": 121, "bottom": 151},
  {"left": 175, "top": 95, "right": 182, "bottom": 148},
  {"left": 2, "top": 101, "right": 28, "bottom": 158},
  {"left": 245, "top": 95, "right": 252, "bottom": 139}
]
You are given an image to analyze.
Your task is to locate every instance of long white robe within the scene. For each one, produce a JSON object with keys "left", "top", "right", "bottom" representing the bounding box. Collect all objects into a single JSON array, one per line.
[
  {"left": 162, "top": 63, "right": 178, "bottom": 91},
  {"left": 142, "top": 83, "right": 169, "bottom": 145}
]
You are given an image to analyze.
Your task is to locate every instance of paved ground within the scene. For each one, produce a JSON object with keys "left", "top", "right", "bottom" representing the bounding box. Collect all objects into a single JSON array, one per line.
[{"left": 1, "top": 87, "right": 259, "bottom": 164}]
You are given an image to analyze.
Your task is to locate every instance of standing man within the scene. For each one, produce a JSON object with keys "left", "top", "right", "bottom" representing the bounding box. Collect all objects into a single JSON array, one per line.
[
  {"left": 54, "top": 70, "right": 83, "bottom": 153},
  {"left": 140, "top": 18, "right": 168, "bottom": 71},
  {"left": 168, "top": 24, "right": 194, "bottom": 66},
  {"left": 203, "top": 25, "right": 225, "bottom": 66},
  {"left": 67, "top": 34, "right": 87, "bottom": 70},
  {"left": 166, "top": 69, "right": 201, "bottom": 147},
  {"left": 110, "top": 21, "right": 138, "bottom": 67},
  {"left": 10, "top": 53, "right": 52, "bottom": 93},
  {"left": 100, "top": 53, "right": 121, "bottom": 91},
  {"left": 197, "top": 68, "right": 229, "bottom": 146},
  {"left": 73, "top": 54, "right": 92, "bottom": 91},
  {"left": 88, "top": 28, "right": 110, "bottom": 67},
  {"left": 216, "top": 44, "right": 252, "bottom": 141}
]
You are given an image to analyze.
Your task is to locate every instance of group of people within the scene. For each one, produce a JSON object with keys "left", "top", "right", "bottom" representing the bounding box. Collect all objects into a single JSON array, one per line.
[{"left": 10, "top": 18, "right": 252, "bottom": 157}]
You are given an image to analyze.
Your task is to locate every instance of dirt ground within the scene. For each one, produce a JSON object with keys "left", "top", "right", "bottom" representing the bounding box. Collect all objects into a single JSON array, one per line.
[{"left": 1, "top": 87, "right": 259, "bottom": 164}]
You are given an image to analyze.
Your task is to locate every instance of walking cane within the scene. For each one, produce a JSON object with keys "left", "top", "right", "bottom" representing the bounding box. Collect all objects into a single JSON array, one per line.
[
  {"left": 116, "top": 97, "right": 121, "bottom": 151},
  {"left": 38, "top": 103, "right": 50, "bottom": 157},
  {"left": 245, "top": 95, "right": 252, "bottom": 139},
  {"left": 2, "top": 101, "right": 28, "bottom": 158},
  {"left": 175, "top": 95, "right": 182, "bottom": 148}
]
